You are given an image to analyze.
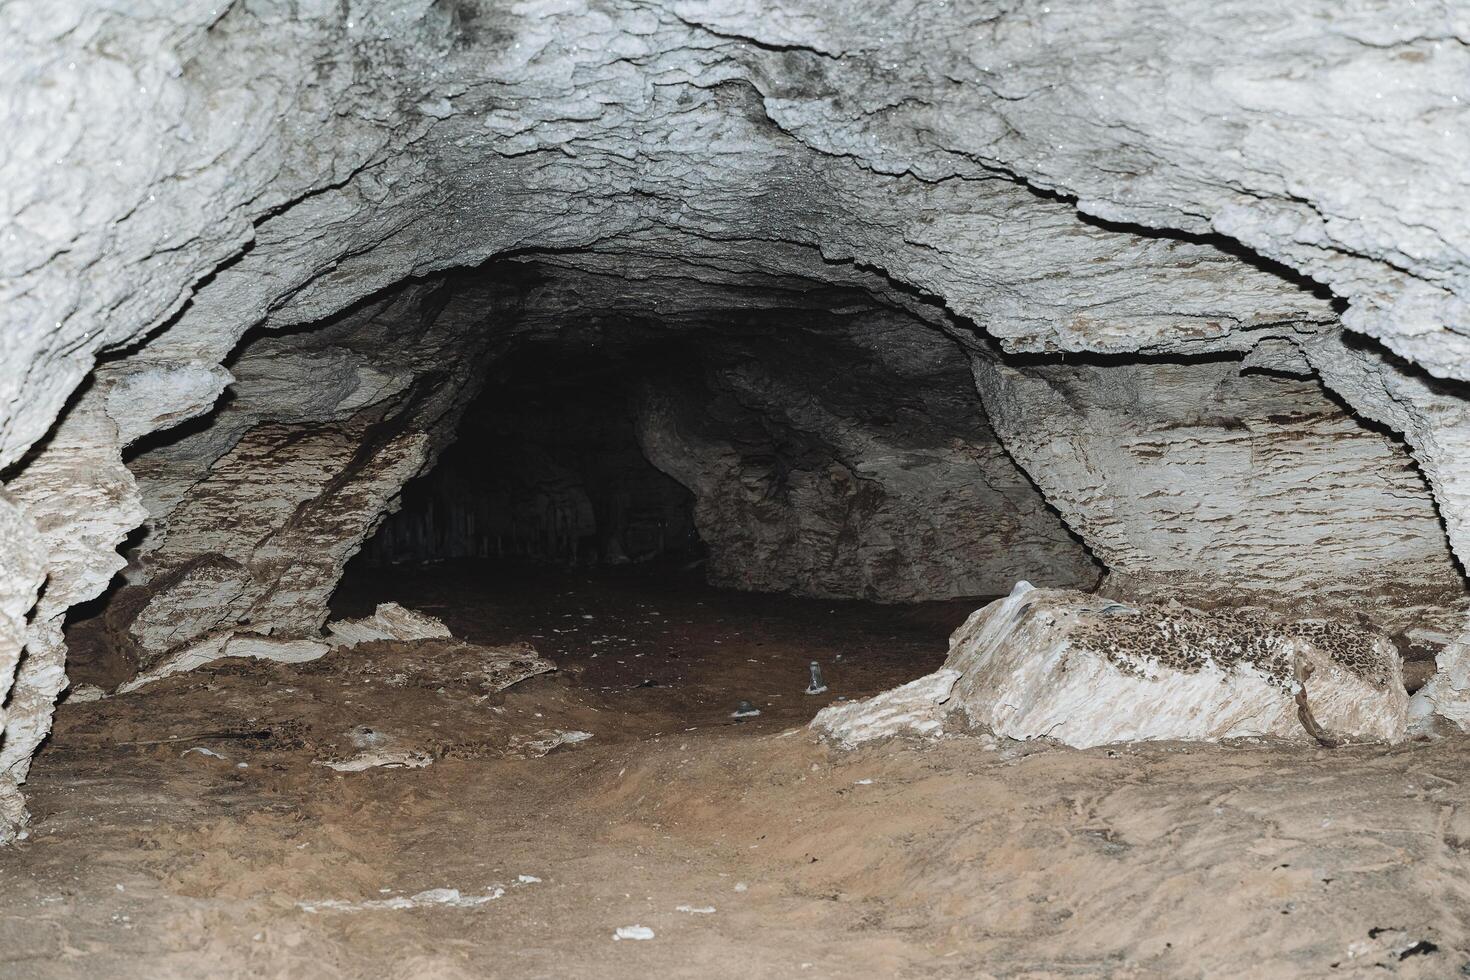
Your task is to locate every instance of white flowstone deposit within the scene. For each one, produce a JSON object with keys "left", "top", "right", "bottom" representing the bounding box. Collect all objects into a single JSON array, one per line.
[
  {"left": 508, "top": 730, "right": 595, "bottom": 759},
  {"left": 316, "top": 726, "right": 434, "bottom": 773},
  {"left": 114, "top": 604, "right": 537, "bottom": 697},
  {"left": 298, "top": 887, "right": 504, "bottom": 914},
  {"left": 117, "top": 635, "right": 334, "bottom": 695}
]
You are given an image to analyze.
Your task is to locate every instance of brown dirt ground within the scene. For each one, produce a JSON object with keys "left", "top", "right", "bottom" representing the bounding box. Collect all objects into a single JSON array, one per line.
[{"left": 3, "top": 562, "right": 1469, "bottom": 979}]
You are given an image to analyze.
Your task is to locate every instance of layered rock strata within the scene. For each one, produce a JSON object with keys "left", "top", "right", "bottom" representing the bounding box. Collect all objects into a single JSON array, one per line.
[{"left": 973, "top": 355, "right": 1467, "bottom": 633}]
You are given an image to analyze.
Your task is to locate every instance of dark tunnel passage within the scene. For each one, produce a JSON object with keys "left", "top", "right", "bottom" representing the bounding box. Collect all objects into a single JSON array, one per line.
[
  {"left": 357, "top": 344, "right": 703, "bottom": 569},
  {"left": 337, "top": 257, "right": 1103, "bottom": 601}
]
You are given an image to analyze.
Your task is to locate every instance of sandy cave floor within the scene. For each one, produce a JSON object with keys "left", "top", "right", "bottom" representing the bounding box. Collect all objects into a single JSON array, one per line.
[{"left": 1, "top": 562, "right": 1469, "bottom": 979}]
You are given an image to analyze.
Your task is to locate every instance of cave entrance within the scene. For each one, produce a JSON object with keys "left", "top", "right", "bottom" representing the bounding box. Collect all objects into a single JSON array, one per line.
[
  {"left": 325, "top": 327, "right": 972, "bottom": 729},
  {"left": 57, "top": 247, "right": 1098, "bottom": 722},
  {"left": 308, "top": 253, "right": 1083, "bottom": 732},
  {"left": 56, "top": 245, "right": 1466, "bottom": 720}
]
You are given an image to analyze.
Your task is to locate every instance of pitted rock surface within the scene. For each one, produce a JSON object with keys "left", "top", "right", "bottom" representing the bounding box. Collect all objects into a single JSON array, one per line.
[{"left": 1073, "top": 606, "right": 1397, "bottom": 692}]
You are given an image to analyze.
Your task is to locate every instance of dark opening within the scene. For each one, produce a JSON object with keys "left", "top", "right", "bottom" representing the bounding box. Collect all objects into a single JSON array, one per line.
[{"left": 358, "top": 344, "right": 702, "bottom": 569}]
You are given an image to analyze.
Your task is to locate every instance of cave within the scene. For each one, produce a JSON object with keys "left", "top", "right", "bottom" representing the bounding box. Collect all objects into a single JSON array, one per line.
[{"left": 4, "top": 2, "right": 1470, "bottom": 975}]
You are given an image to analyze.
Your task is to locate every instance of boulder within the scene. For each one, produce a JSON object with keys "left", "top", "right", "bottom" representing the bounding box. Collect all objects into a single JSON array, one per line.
[
  {"left": 942, "top": 583, "right": 1407, "bottom": 748},
  {"left": 815, "top": 582, "right": 1408, "bottom": 750}
]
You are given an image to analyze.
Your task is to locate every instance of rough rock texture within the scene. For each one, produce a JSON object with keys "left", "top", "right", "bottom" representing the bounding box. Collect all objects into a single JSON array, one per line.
[
  {"left": 1300, "top": 333, "right": 1470, "bottom": 586},
  {"left": 672, "top": 1, "right": 1470, "bottom": 380},
  {"left": 1410, "top": 640, "right": 1470, "bottom": 734},
  {"left": 0, "top": 495, "right": 47, "bottom": 840},
  {"left": 810, "top": 669, "right": 962, "bottom": 749},
  {"left": 0, "top": 358, "right": 224, "bottom": 837},
  {"left": 974, "top": 355, "right": 1467, "bottom": 632},
  {"left": 5, "top": 0, "right": 1470, "bottom": 832},
  {"left": 83, "top": 281, "right": 503, "bottom": 674},
  {"left": 327, "top": 602, "right": 453, "bottom": 649},
  {"left": 817, "top": 583, "right": 1412, "bottom": 751},
  {"left": 632, "top": 303, "right": 1100, "bottom": 600},
  {"left": 938, "top": 584, "right": 1408, "bottom": 748},
  {"left": 117, "top": 635, "right": 333, "bottom": 695}
]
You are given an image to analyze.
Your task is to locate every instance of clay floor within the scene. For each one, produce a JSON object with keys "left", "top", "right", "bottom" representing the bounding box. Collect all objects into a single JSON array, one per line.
[{"left": 1, "top": 562, "right": 1468, "bottom": 978}]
